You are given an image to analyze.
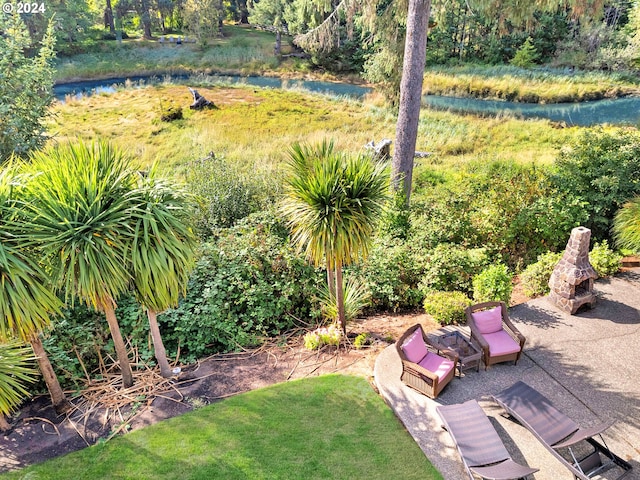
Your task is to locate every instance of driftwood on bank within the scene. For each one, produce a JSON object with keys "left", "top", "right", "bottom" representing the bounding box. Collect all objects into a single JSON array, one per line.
[{"left": 188, "top": 88, "right": 217, "bottom": 110}]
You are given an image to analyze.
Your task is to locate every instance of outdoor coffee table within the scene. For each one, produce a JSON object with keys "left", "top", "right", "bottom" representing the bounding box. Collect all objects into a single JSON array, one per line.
[{"left": 429, "top": 327, "right": 481, "bottom": 377}]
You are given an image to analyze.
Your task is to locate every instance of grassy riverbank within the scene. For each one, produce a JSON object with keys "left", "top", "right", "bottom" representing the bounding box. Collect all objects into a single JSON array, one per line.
[{"left": 424, "top": 65, "right": 640, "bottom": 103}]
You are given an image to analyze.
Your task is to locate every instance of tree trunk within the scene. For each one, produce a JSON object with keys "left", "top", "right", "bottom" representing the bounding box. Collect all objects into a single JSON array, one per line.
[
  {"left": 326, "top": 240, "right": 336, "bottom": 298},
  {"left": 238, "top": 0, "right": 249, "bottom": 23},
  {"left": 103, "top": 303, "right": 134, "bottom": 388},
  {"left": 391, "top": 0, "right": 431, "bottom": 205},
  {"left": 335, "top": 262, "right": 346, "bottom": 335},
  {"left": 29, "top": 334, "right": 72, "bottom": 414},
  {"left": 105, "top": 0, "right": 116, "bottom": 34},
  {"left": 0, "top": 414, "right": 9, "bottom": 431},
  {"left": 147, "top": 310, "right": 173, "bottom": 378},
  {"left": 115, "top": 10, "right": 123, "bottom": 43},
  {"left": 139, "top": 0, "right": 153, "bottom": 39},
  {"left": 274, "top": 30, "right": 282, "bottom": 57}
]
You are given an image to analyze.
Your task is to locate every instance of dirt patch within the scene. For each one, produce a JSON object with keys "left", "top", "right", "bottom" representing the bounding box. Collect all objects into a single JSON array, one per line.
[{"left": 0, "top": 312, "right": 440, "bottom": 473}]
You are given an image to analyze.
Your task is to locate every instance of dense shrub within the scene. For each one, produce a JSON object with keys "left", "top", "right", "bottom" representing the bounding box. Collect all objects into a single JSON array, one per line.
[
  {"left": 158, "top": 211, "right": 323, "bottom": 361},
  {"left": 419, "top": 244, "right": 490, "bottom": 295},
  {"left": 353, "top": 236, "right": 425, "bottom": 311},
  {"left": 552, "top": 128, "right": 640, "bottom": 241},
  {"left": 519, "top": 251, "right": 563, "bottom": 298},
  {"left": 423, "top": 291, "right": 472, "bottom": 325},
  {"left": 589, "top": 240, "right": 622, "bottom": 277},
  {"left": 473, "top": 264, "right": 513, "bottom": 304},
  {"left": 186, "top": 155, "right": 281, "bottom": 238}
]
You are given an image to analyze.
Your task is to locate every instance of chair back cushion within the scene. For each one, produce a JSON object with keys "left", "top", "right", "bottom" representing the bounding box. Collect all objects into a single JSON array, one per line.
[
  {"left": 472, "top": 306, "right": 503, "bottom": 334},
  {"left": 401, "top": 328, "right": 429, "bottom": 363}
]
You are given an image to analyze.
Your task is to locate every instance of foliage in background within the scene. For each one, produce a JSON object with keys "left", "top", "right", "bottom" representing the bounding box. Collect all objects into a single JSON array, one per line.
[
  {"left": 589, "top": 240, "right": 622, "bottom": 277},
  {"left": 511, "top": 37, "right": 540, "bottom": 68},
  {"left": 0, "top": 12, "right": 55, "bottom": 161},
  {"left": 518, "top": 251, "right": 563, "bottom": 298},
  {"left": 422, "top": 291, "right": 471, "bottom": 325},
  {"left": 473, "top": 264, "right": 513, "bottom": 304},
  {"left": 552, "top": 128, "right": 640, "bottom": 242}
]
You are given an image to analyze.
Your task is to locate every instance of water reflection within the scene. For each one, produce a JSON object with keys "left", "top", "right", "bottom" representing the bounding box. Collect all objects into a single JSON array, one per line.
[{"left": 53, "top": 74, "right": 372, "bottom": 101}]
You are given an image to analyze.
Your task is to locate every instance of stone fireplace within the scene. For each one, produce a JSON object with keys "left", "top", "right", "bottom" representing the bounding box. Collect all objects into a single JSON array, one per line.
[{"left": 548, "top": 226, "right": 598, "bottom": 314}]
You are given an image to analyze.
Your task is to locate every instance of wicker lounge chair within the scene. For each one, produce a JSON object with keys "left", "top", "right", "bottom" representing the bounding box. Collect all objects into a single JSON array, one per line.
[
  {"left": 493, "top": 381, "right": 632, "bottom": 480},
  {"left": 466, "top": 301, "right": 526, "bottom": 370},
  {"left": 396, "top": 324, "right": 457, "bottom": 399},
  {"left": 437, "top": 399, "right": 539, "bottom": 480}
]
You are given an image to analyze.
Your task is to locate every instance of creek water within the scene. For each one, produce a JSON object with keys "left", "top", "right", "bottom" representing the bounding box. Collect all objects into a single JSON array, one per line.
[
  {"left": 53, "top": 74, "right": 372, "bottom": 101},
  {"left": 54, "top": 74, "right": 639, "bottom": 126},
  {"left": 423, "top": 94, "right": 640, "bottom": 126}
]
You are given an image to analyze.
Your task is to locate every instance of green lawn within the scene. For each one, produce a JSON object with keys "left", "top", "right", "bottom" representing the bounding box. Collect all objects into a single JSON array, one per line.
[{"left": 1, "top": 375, "right": 443, "bottom": 480}]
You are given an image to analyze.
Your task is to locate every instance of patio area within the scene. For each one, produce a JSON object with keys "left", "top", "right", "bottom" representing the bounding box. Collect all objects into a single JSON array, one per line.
[{"left": 374, "top": 269, "right": 640, "bottom": 480}]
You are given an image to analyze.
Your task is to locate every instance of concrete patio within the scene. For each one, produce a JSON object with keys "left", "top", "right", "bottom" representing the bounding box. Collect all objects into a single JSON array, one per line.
[{"left": 374, "top": 269, "right": 640, "bottom": 480}]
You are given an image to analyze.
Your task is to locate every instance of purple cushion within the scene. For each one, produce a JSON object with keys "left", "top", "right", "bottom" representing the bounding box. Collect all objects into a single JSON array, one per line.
[
  {"left": 472, "top": 306, "right": 503, "bottom": 334},
  {"left": 483, "top": 330, "right": 521, "bottom": 356},
  {"left": 402, "top": 329, "right": 429, "bottom": 363},
  {"left": 419, "top": 352, "right": 455, "bottom": 380}
]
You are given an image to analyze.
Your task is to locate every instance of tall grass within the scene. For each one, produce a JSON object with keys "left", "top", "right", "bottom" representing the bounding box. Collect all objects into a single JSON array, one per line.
[{"left": 424, "top": 65, "right": 640, "bottom": 103}]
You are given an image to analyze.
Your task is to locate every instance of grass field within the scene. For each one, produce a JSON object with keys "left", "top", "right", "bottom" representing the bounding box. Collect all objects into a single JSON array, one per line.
[
  {"left": 0, "top": 376, "right": 443, "bottom": 480},
  {"left": 47, "top": 82, "right": 575, "bottom": 181}
]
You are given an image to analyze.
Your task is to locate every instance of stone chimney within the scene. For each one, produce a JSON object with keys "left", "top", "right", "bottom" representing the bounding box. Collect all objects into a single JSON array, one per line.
[{"left": 548, "top": 226, "right": 598, "bottom": 314}]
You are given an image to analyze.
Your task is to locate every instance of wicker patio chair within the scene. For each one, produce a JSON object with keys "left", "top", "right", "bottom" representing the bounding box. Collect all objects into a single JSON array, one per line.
[
  {"left": 395, "top": 324, "right": 458, "bottom": 399},
  {"left": 466, "top": 301, "right": 526, "bottom": 370}
]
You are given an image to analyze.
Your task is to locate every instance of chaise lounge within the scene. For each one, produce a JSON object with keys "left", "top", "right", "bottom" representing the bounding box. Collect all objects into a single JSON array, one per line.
[
  {"left": 396, "top": 324, "right": 457, "bottom": 399},
  {"left": 492, "top": 381, "right": 632, "bottom": 480},
  {"left": 466, "top": 301, "right": 526, "bottom": 370},
  {"left": 437, "top": 399, "right": 539, "bottom": 480}
]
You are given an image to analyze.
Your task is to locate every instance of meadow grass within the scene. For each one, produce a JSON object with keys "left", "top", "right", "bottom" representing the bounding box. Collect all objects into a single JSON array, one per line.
[
  {"left": 424, "top": 64, "right": 640, "bottom": 103},
  {"left": 0, "top": 375, "right": 443, "bottom": 480},
  {"left": 54, "top": 25, "right": 287, "bottom": 83},
  {"left": 47, "top": 83, "right": 573, "bottom": 179}
]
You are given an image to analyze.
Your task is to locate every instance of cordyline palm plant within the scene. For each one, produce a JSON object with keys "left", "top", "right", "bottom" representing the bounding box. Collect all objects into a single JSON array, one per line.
[
  {"left": 281, "top": 140, "right": 388, "bottom": 334},
  {"left": 613, "top": 197, "right": 640, "bottom": 254},
  {"left": 129, "top": 170, "right": 197, "bottom": 378},
  {"left": 0, "top": 167, "right": 69, "bottom": 413},
  {"left": 0, "top": 341, "right": 37, "bottom": 430},
  {"left": 23, "top": 142, "right": 142, "bottom": 388}
]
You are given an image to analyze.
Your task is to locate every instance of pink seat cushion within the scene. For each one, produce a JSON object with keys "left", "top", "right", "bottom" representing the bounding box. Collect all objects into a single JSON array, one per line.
[
  {"left": 483, "top": 330, "right": 521, "bottom": 357},
  {"left": 401, "top": 329, "right": 429, "bottom": 363},
  {"left": 419, "top": 352, "right": 455, "bottom": 380},
  {"left": 472, "top": 306, "right": 503, "bottom": 334}
]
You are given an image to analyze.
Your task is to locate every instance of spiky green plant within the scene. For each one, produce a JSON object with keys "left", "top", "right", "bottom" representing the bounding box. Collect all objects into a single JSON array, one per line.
[
  {"left": 23, "top": 141, "right": 142, "bottom": 388},
  {"left": 0, "top": 166, "right": 68, "bottom": 413},
  {"left": 129, "top": 169, "right": 197, "bottom": 378},
  {"left": 318, "top": 276, "right": 371, "bottom": 324},
  {"left": 281, "top": 140, "right": 388, "bottom": 333},
  {"left": 0, "top": 341, "right": 36, "bottom": 429},
  {"left": 613, "top": 197, "right": 640, "bottom": 254}
]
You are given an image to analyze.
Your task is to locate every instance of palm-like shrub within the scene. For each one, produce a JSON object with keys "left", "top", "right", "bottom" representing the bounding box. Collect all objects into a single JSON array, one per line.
[
  {"left": 0, "top": 167, "right": 68, "bottom": 413},
  {"left": 129, "top": 171, "right": 197, "bottom": 378},
  {"left": 0, "top": 342, "right": 36, "bottom": 430},
  {"left": 613, "top": 197, "right": 640, "bottom": 254},
  {"left": 23, "top": 142, "right": 142, "bottom": 388},
  {"left": 280, "top": 141, "right": 388, "bottom": 333}
]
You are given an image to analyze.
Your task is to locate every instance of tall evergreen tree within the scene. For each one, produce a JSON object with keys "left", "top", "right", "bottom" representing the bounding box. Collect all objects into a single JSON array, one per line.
[{"left": 0, "top": 11, "right": 55, "bottom": 162}]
